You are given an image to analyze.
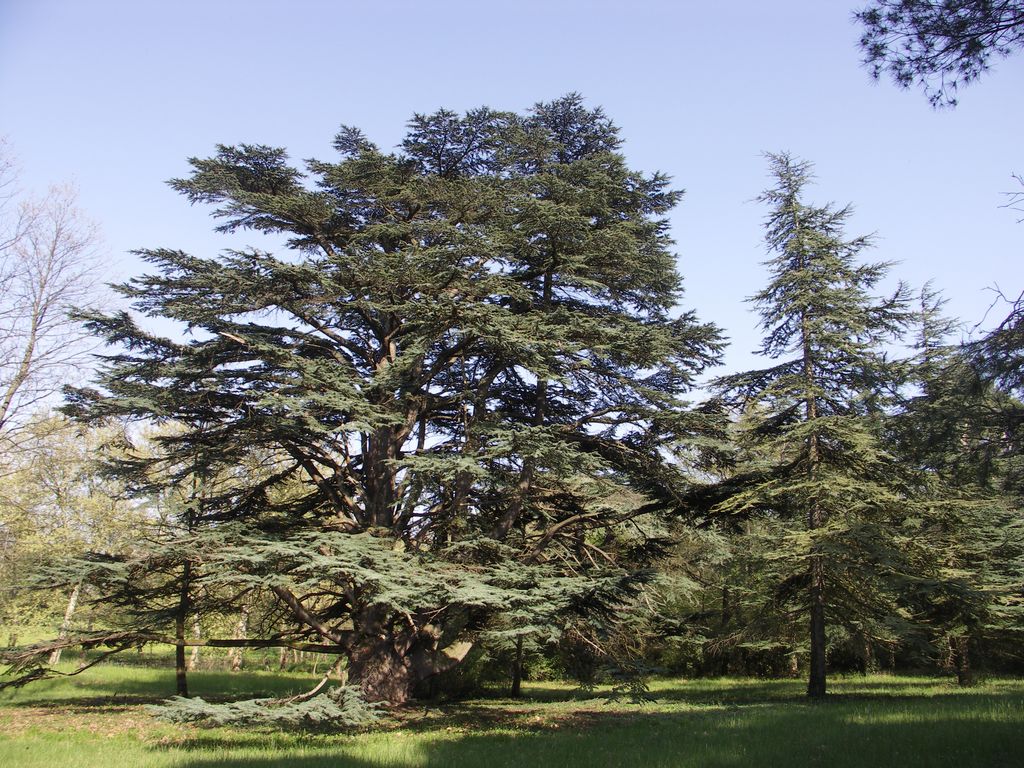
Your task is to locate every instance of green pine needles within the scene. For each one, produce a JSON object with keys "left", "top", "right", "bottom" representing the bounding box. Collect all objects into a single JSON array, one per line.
[
  {"left": 3, "top": 109, "right": 1021, "bottom": 721},
  {"left": 33, "top": 96, "right": 722, "bottom": 708},
  {"left": 714, "top": 152, "right": 914, "bottom": 698},
  {"left": 153, "top": 686, "right": 381, "bottom": 729}
]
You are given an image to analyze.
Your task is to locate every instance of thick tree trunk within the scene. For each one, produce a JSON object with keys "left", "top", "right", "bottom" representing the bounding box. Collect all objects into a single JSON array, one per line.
[
  {"left": 175, "top": 629, "right": 188, "bottom": 695},
  {"left": 347, "top": 638, "right": 418, "bottom": 704},
  {"left": 48, "top": 581, "right": 81, "bottom": 666},
  {"left": 345, "top": 619, "right": 473, "bottom": 705}
]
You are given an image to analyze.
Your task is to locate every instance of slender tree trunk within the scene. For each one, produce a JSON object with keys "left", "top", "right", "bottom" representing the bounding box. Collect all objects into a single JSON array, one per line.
[
  {"left": 175, "top": 560, "right": 191, "bottom": 697},
  {"left": 802, "top": 305, "right": 827, "bottom": 700},
  {"left": 187, "top": 614, "right": 201, "bottom": 671},
  {"left": 719, "top": 584, "right": 731, "bottom": 676},
  {"left": 807, "top": 513, "right": 827, "bottom": 698},
  {"left": 0, "top": 287, "right": 45, "bottom": 432},
  {"left": 229, "top": 601, "right": 251, "bottom": 672},
  {"left": 188, "top": 584, "right": 208, "bottom": 671},
  {"left": 48, "top": 581, "right": 81, "bottom": 665},
  {"left": 861, "top": 637, "right": 875, "bottom": 675}
]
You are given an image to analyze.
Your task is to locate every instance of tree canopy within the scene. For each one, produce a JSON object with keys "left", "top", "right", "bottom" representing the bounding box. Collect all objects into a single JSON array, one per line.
[{"left": 28, "top": 96, "right": 724, "bottom": 706}]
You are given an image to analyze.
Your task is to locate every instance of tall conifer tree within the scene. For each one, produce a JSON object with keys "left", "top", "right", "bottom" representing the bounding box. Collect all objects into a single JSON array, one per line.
[{"left": 715, "top": 153, "right": 910, "bottom": 698}]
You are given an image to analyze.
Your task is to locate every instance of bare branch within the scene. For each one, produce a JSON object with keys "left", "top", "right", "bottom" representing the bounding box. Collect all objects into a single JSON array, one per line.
[{"left": 0, "top": 151, "right": 107, "bottom": 450}]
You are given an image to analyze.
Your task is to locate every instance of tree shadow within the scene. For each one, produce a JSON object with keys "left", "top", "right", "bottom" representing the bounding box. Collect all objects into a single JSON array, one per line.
[
  {"left": 7, "top": 673, "right": 1022, "bottom": 767},
  {"left": 137, "top": 678, "right": 1024, "bottom": 768},
  {"left": 160, "top": 700, "right": 1024, "bottom": 768}
]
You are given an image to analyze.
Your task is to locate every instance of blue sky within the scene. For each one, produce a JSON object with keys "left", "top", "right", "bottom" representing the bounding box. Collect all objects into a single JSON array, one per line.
[{"left": 1, "top": 0, "right": 1021, "bottom": 375}]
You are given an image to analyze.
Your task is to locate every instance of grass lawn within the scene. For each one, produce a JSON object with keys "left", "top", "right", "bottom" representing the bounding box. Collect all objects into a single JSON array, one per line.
[{"left": 1, "top": 666, "right": 1022, "bottom": 767}]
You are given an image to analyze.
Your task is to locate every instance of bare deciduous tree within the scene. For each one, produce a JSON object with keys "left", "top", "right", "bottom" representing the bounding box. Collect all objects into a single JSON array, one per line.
[{"left": 0, "top": 143, "right": 104, "bottom": 458}]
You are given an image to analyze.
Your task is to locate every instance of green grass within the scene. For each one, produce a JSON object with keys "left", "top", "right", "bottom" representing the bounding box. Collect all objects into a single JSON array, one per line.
[{"left": 2, "top": 666, "right": 1022, "bottom": 767}]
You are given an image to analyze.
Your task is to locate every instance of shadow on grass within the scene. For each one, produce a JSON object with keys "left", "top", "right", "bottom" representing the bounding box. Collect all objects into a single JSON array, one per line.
[
  {"left": 675, "top": 677, "right": 1024, "bottom": 710},
  {"left": 6, "top": 672, "right": 1023, "bottom": 768},
  {"left": 159, "top": 697, "right": 1024, "bottom": 768},
  {"left": 525, "top": 675, "right": 1002, "bottom": 707}
]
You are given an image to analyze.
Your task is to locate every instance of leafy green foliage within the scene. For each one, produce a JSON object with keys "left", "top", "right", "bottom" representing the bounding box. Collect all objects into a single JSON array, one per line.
[{"left": 0, "top": 417, "right": 145, "bottom": 645}]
